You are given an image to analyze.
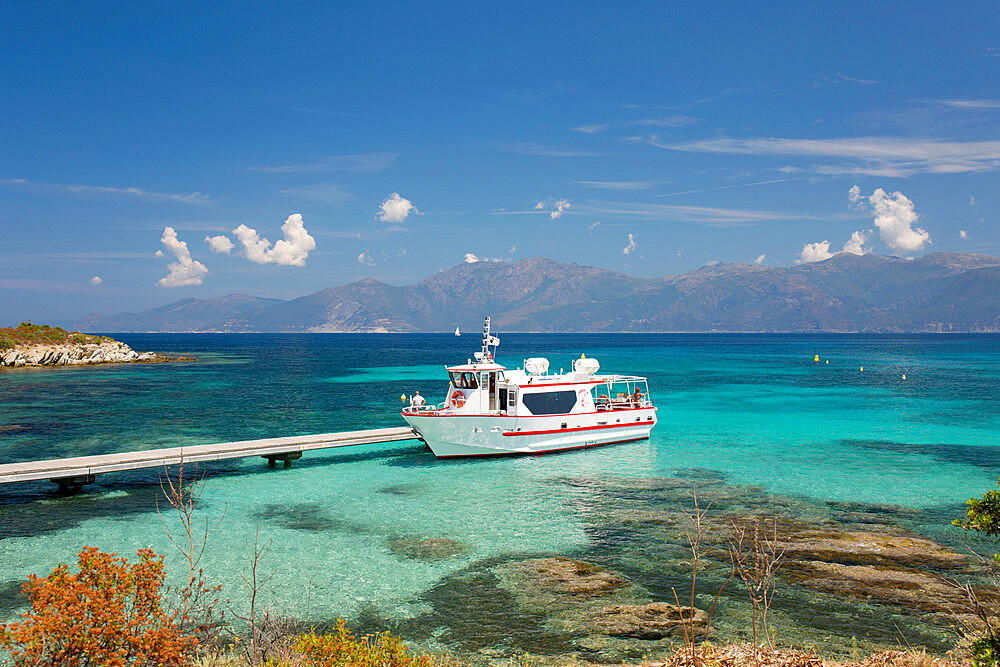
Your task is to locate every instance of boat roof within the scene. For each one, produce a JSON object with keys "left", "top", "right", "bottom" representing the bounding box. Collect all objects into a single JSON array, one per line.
[{"left": 446, "top": 362, "right": 506, "bottom": 372}]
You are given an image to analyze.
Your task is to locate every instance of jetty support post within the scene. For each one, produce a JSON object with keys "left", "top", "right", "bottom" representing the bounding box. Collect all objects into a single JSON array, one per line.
[
  {"left": 50, "top": 474, "right": 96, "bottom": 495},
  {"left": 262, "top": 452, "right": 302, "bottom": 469}
]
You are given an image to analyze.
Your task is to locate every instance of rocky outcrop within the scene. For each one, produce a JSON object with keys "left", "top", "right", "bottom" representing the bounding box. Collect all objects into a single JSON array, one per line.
[
  {"left": 0, "top": 340, "right": 166, "bottom": 367},
  {"left": 512, "top": 557, "right": 630, "bottom": 597},
  {"left": 591, "top": 602, "right": 707, "bottom": 639}
]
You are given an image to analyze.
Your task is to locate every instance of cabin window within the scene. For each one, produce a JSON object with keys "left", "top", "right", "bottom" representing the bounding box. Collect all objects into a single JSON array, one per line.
[
  {"left": 449, "top": 372, "right": 478, "bottom": 389},
  {"left": 521, "top": 390, "right": 577, "bottom": 416}
]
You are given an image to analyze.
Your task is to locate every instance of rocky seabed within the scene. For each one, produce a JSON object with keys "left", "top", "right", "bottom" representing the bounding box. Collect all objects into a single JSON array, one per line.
[{"left": 0, "top": 341, "right": 158, "bottom": 367}]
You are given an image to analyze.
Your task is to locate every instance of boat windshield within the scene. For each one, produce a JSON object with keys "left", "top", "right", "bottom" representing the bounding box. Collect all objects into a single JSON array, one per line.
[{"left": 449, "top": 371, "right": 479, "bottom": 389}]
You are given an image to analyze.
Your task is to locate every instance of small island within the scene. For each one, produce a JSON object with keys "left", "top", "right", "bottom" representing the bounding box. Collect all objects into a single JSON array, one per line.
[{"left": 0, "top": 322, "right": 191, "bottom": 367}]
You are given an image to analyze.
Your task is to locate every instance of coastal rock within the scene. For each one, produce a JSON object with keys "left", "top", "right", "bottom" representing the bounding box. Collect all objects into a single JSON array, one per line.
[
  {"left": 386, "top": 537, "right": 467, "bottom": 561},
  {"left": 785, "top": 560, "right": 975, "bottom": 613},
  {"left": 778, "top": 525, "right": 970, "bottom": 570},
  {"left": 1, "top": 341, "right": 168, "bottom": 367},
  {"left": 591, "top": 602, "right": 707, "bottom": 639},
  {"left": 513, "top": 557, "right": 630, "bottom": 597}
]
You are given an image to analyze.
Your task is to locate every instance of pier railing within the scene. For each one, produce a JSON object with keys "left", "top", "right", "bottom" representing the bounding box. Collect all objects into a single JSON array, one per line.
[{"left": 0, "top": 426, "right": 418, "bottom": 493}]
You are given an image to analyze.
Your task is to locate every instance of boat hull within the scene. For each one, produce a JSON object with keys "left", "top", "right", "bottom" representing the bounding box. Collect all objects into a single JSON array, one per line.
[{"left": 402, "top": 408, "right": 657, "bottom": 457}]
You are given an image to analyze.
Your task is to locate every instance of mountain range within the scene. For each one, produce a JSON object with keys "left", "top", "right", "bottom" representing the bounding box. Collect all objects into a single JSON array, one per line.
[{"left": 73, "top": 252, "right": 1000, "bottom": 333}]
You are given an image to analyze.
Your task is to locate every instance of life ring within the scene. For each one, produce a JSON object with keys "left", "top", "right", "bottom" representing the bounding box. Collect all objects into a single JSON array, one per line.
[{"left": 450, "top": 392, "right": 466, "bottom": 409}]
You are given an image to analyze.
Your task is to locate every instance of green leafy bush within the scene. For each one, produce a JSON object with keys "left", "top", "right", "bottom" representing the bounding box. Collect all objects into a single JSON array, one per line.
[{"left": 0, "top": 336, "right": 13, "bottom": 351}]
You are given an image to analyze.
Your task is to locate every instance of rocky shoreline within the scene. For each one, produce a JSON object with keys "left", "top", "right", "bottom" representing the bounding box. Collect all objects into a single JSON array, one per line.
[{"left": 0, "top": 340, "right": 187, "bottom": 367}]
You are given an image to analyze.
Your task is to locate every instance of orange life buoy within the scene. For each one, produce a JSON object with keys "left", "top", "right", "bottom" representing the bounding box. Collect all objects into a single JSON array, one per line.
[{"left": 450, "top": 392, "right": 466, "bottom": 409}]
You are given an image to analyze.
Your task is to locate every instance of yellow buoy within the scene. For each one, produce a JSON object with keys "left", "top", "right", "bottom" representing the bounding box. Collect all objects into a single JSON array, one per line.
[
  {"left": 581, "top": 353, "right": 586, "bottom": 358},
  {"left": 902, "top": 374, "right": 906, "bottom": 380},
  {"left": 814, "top": 354, "right": 819, "bottom": 362},
  {"left": 825, "top": 360, "right": 829, "bottom": 364},
  {"left": 400, "top": 394, "right": 407, "bottom": 402},
  {"left": 860, "top": 366, "right": 864, "bottom": 372}
]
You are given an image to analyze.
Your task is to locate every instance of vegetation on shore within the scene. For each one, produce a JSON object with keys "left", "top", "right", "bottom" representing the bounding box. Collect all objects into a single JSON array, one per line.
[{"left": 0, "top": 322, "right": 112, "bottom": 350}]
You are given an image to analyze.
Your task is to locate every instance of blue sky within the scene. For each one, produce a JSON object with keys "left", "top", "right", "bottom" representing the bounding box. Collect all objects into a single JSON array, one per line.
[{"left": 2, "top": 1, "right": 998, "bottom": 322}]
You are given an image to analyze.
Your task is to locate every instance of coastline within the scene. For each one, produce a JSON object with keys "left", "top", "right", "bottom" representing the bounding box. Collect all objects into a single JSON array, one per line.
[{"left": 0, "top": 323, "right": 194, "bottom": 368}]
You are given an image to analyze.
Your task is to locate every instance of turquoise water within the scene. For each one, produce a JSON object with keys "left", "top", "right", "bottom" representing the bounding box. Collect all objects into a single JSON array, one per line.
[{"left": 2, "top": 334, "right": 999, "bottom": 661}]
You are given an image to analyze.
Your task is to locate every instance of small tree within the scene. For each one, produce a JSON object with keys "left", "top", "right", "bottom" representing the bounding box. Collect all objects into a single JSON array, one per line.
[
  {"left": 953, "top": 478, "right": 1000, "bottom": 666},
  {"left": 0, "top": 547, "right": 192, "bottom": 666}
]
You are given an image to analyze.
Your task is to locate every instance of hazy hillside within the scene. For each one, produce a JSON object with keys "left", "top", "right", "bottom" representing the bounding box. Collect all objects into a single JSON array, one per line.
[
  {"left": 76, "top": 253, "right": 1000, "bottom": 333},
  {"left": 76, "top": 294, "right": 284, "bottom": 333}
]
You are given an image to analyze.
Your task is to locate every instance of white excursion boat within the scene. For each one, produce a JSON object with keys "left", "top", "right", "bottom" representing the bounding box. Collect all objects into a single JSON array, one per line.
[{"left": 402, "top": 317, "right": 657, "bottom": 457}]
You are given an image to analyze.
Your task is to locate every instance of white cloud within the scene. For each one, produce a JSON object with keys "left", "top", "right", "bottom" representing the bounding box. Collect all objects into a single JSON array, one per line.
[
  {"left": 589, "top": 221, "right": 601, "bottom": 231},
  {"left": 156, "top": 227, "right": 208, "bottom": 287},
  {"left": 935, "top": 99, "right": 1000, "bottom": 110},
  {"left": 0, "top": 178, "right": 209, "bottom": 203},
  {"left": 550, "top": 199, "right": 571, "bottom": 219},
  {"left": 797, "top": 240, "right": 833, "bottom": 264},
  {"left": 205, "top": 235, "right": 234, "bottom": 254},
  {"left": 970, "top": 194, "right": 977, "bottom": 206},
  {"left": 154, "top": 250, "right": 164, "bottom": 258},
  {"left": 753, "top": 254, "right": 765, "bottom": 265},
  {"left": 377, "top": 193, "right": 419, "bottom": 223},
  {"left": 623, "top": 233, "right": 637, "bottom": 255},
  {"left": 232, "top": 214, "right": 316, "bottom": 266},
  {"left": 867, "top": 188, "right": 930, "bottom": 253},
  {"left": 463, "top": 252, "right": 505, "bottom": 264},
  {"left": 357, "top": 251, "right": 375, "bottom": 266},
  {"left": 842, "top": 230, "right": 871, "bottom": 255},
  {"left": 656, "top": 136, "right": 1000, "bottom": 176},
  {"left": 534, "top": 202, "right": 545, "bottom": 209},
  {"left": 960, "top": 230, "right": 968, "bottom": 240},
  {"left": 797, "top": 229, "right": 871, "bottom": 264},
  {"left": 848, "top": 185, "right": 862, "bottom": 205},
  {"left": 509, "top": 244, "right": 516, "bottom": 253},
  {"left": 89, "top": 276, "right": 103, "bottom": 285}
]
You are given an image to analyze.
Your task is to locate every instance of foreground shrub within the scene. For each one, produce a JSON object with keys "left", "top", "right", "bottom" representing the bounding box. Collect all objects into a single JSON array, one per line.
[
  {"left": 0, "top": 547, "right": 193, "bottom": 666},
  {"left": 292, "top": 620, "right": 432, "bottom": 667}
]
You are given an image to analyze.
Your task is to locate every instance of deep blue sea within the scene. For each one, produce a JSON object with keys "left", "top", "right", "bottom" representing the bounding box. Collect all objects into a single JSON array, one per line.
[{"left": 2, "top": 334, "right": 999, "bottom": 662}]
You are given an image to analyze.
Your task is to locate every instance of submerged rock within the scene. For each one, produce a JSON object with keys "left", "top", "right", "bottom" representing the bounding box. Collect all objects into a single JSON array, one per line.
[
  {"left": 778, "top": 525, "right": 970, "bottom": 570},
  {"left": 513, "top": 557, "right": 630, "bottom": 597},
  {"left": 591, "top": 602, "right": 707, "bottom": 639},
  {"left": 785, "top": 560, "right": 977, "bottom": 613},
  {"left": 387, "top": 537, "right": 467, "bottom": 561}
]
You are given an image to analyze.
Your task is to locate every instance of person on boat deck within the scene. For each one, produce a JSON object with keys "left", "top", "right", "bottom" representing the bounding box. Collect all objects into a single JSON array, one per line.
[
  {"left": 630, "top": 388, "right": 645, "bottom": 405},
  {"left": 410, "top": 391, "right": 426, "bottom": 407}
]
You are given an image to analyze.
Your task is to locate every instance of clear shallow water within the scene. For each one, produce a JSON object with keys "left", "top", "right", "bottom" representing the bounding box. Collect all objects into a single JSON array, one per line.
[{"left": 2, "top": 334, "right": 1000, "bottom": 661}]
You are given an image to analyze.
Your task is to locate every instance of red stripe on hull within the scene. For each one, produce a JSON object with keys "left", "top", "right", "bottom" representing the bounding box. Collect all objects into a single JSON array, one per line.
[
  {"left": 434, "top": 436, "right": 648, "bottom": 459},
  {"left": 502, "top": 419, "right": 654, "bottom": 436}
]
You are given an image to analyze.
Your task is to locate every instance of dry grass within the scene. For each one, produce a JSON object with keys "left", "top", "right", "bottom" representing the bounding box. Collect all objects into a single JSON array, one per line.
[{"left": 579, "top": 644, "right": 969, "bottom": 667}]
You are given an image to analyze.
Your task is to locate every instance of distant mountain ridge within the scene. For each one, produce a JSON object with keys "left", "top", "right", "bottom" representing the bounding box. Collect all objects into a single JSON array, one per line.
[{"left": 75, "top": 252, "right": 1000, "bottom": 333}]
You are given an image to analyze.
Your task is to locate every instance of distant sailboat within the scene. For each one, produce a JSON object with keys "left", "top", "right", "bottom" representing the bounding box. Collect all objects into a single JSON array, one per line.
[{"left": 454, "top": 326, "right": 461, "bottom": 336}]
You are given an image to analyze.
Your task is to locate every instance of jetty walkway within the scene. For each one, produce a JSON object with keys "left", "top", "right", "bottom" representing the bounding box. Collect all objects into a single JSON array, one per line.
[{"left": 0, "top": 426, "right": 418, "bottom": 492}]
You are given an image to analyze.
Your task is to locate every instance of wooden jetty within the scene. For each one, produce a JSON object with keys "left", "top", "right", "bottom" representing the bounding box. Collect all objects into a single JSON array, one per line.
[{"left": 0, "top": 426, "right": 418, "bottom": 492}]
